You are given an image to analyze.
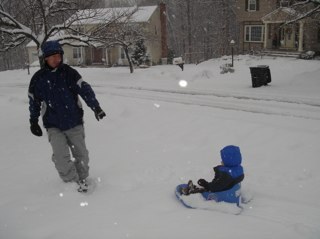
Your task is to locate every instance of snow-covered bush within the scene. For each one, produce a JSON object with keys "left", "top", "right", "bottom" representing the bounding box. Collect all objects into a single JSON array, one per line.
[
  {"left": 220, "top": 63, "right": 235, "bottom": 74},
  {"left": 131, "top": 39, "right": 147, "bottom": 66},
  {"left": 300, "top": 51, "right": 315, "bottom": 60}
]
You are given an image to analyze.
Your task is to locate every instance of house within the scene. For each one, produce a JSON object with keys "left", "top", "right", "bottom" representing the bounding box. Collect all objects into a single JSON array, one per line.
[
  {"left": 234, "top": 0, "right": 320, "bottom": 54},
  {"left": 26, "top": 4, "right": 168, "bottom": 66}
]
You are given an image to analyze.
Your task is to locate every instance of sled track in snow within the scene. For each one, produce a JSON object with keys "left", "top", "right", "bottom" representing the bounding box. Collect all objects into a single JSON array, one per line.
[{"left": 98, "top": 85, "right": 320, "bottom": 121}]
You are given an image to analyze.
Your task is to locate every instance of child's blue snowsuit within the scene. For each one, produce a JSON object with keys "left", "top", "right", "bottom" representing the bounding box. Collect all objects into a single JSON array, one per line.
[{"left": 198, "top": 145, "right": 244, "bottom": 192}]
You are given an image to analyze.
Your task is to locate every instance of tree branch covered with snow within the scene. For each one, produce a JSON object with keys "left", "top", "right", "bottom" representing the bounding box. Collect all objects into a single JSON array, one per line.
[
  {"left": 85, "top": 6, "right": 151, "bottom": 73},
  {"left": 0, "top": 0, "right": 104, "bottom": 53},
  {"left": 284, "top": 0, "right": 320, "bottom": 24}
]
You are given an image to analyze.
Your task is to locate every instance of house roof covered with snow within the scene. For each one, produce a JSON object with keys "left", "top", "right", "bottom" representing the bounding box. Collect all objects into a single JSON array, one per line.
[
  {"left": 26, "top": 6, "right": 158, "bottom": 48},
  {"left": 262, "top": 7, "right": 301, "bottom": 23},
  {"left": 26, "top": 30, "right": 67, "bottom": 48},
  {"left": 66, "top": 5, "right": 158, "bottom": 26}
]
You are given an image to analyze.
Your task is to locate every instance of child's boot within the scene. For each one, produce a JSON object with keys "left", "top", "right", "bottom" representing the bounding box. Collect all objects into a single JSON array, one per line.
[{"left": 180, "top": 180, "right": 193, "bottom": 195}]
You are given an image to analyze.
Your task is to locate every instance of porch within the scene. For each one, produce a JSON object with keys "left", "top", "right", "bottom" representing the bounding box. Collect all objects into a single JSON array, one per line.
[
  {"left": 261, "top": 49, "right": 301, "bottom": 58},
  {"left": 261, "top": 7, "right": 305, "bottom": 52}
]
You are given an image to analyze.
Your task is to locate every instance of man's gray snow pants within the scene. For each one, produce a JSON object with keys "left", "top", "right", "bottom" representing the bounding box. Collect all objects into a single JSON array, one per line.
[{"left": 47, "top": 125, "right": 89, "bottom": 182}]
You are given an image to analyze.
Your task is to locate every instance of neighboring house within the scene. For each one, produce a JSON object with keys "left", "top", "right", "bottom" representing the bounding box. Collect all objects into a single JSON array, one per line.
[
  {"left": 26, "top": 4, "right": 168, "bottom": 66},
  {"left": 234, "top": 0, "right": 320, "bottom": 53}
]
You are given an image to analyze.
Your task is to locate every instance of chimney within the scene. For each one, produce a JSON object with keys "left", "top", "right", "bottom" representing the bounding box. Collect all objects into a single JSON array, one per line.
[{"left": 159, "top": 2, "right": 168, "bottom": 58}]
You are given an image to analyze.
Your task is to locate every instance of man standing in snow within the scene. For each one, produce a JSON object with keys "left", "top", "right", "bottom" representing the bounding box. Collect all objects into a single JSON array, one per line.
[{"left": 28, "top": 40, "right": 106, "bottom": 192}]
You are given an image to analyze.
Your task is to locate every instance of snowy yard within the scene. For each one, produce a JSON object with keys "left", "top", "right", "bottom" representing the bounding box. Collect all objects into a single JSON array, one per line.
[{"left": 1, "top": 55, "right": 320, "bottom": 238}]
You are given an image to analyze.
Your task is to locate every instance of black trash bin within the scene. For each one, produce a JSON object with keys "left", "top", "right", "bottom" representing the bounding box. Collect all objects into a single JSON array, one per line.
[{"left": 249, "top": 65, "right": 271, "bottom": 88}]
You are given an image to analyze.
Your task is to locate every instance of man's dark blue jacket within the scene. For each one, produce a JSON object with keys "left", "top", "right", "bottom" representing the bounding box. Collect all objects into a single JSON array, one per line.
[{"left": 28, "top": 64, "right": 100, "bottom": 131}]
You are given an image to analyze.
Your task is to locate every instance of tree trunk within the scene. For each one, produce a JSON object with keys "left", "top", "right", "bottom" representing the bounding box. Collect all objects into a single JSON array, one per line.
[
  {"left": 39, "top": 55, "right": 45, "bottom": 69},
  {"left": 124, "top": 46, "right": 134, "bottom": 73},
  {"left": 186, "top": 0, "right": 192, "bottom": 63}
]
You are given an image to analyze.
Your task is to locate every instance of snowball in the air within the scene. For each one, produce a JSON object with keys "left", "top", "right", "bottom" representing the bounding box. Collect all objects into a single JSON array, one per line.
[{"left": 179, "top": 80, "right": 188, "bottom": 88}]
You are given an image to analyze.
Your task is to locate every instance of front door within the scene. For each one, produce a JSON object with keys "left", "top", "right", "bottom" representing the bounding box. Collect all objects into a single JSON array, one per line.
[
  {"left": 92, "top": 48, "right": 104, "bottom": 64},
  {"left": 280, "top": 26, "right": 295, "bottom": 49}
]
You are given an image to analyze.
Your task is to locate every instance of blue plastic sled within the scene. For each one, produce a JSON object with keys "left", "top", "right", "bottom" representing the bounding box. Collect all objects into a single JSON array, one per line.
[
  {"left": 175, "top": 183, "right": 242, "bottom": 208},
  {"left": 175, "top": 184, "right": 193, "bottom": 208}
]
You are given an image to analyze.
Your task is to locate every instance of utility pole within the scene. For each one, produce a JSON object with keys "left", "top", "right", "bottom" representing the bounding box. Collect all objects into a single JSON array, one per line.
[{"left": 186, "top": 0, "right": 192, "bottom": 63}]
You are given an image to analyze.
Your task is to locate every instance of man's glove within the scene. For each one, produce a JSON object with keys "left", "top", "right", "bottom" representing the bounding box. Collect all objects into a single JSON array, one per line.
[
  {"left": 30, "top": 119, "right": 43, "bottom": 137},
  {"left": 94, "top": 106, "right": 106, "bottom": 121},
  {"left": 198, "top": 179, "right": 209, "bottom": 189}
]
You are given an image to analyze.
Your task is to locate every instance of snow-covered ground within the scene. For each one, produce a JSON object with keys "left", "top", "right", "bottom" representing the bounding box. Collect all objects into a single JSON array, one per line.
[{"left": 1, "top": 55, "right": 320, "bottom": 239}]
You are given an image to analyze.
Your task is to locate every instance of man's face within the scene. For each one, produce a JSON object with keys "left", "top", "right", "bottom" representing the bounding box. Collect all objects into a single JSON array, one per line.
[{"left": 45, "top": 54, "right": 62, "bottom": 68}]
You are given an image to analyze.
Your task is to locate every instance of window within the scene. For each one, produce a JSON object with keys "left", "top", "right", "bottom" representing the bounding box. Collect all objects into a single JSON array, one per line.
[
  {"left": 120, "top": 48, "right": 125, "bottom": 59},
  {"left": 245, "top": 25, "right": 264, "bottom": 42},
  {"left": 248, "top": 0, "right": 257, "bottom": 11},
  {"left": 280, "top": 0, "right": 290, "bottom": 7},
  {"left": 73, "top": 47, "right": 82, "bottom": 59},
  {"left": 32, "top": 52, "right": 38, "bottom": 62},
  {"left": 75, "top": 26, "right": 84, "bottom": 34},
  {"left": 246, "top": 0, "right": 259, "bottom": 11}
]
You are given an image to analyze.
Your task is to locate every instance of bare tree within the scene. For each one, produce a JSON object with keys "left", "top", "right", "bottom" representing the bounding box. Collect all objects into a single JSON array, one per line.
[
  {"left": 0, "top": 0, "right": 31, "bottom": 70},
  {"left": 165, "top": 0, "right": 237, "bottom": 64},
  {"left": 0, "top": 0, "right": 105, "bottom": 68},
  {"left": 285, "top": 0, "right": 320, "bottom": 23},
  {"left": 104, "top": 0, "right": 144, "bottom": 7},
  {"left": 90, "top": 6, "right": 148, "bottom": 73}
]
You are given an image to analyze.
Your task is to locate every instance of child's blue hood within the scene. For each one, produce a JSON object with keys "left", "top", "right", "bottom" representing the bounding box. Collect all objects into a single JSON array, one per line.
[{"left": 220, "top": 145, "right": 242, "bottom": 167}]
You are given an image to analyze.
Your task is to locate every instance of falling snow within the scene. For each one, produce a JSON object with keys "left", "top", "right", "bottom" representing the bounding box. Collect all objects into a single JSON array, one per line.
[{"left": 0, "top": 55, "right": 320, "bottom": 238}]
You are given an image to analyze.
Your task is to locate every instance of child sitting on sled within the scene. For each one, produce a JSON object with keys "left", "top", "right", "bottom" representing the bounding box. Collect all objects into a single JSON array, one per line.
[{"left": 181, "top": 145, "right": 244, "bottom": 195}]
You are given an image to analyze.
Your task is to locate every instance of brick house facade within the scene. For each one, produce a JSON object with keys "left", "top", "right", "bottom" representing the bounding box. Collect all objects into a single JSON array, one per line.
[{"left": 234, "top": 0, "right": 320, "bottom": 53}]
